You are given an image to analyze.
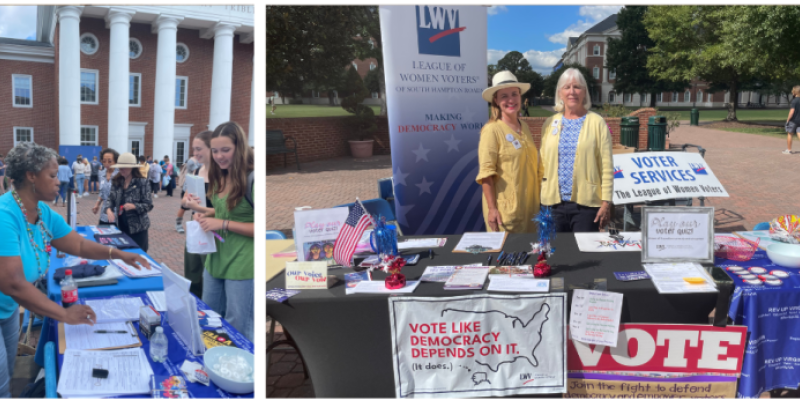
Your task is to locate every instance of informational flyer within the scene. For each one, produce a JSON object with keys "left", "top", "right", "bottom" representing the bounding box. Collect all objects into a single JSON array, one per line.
[
  {"left": 389, "top": 294, "right": 567, "bottom": 398},
  {"left": 453, "top": 232, "right": 507, "bottom": 253},
  {"left": 443, "top": 266, "right": 490, "bottom": 290},
  {"left": 293, "top": 208, "right": 349, "bottom": 262},
  {"left": 642, "top": 208, "right": 714, "bottom": 263},
  {"left": 574, "top": 232, "right": 642, "bottom": 252},
  {"left": 643, "top": 263, "right": 717, "bottom": 294},
  {"left": 569, "top": 290, "right": 623, "bottom": 347}
]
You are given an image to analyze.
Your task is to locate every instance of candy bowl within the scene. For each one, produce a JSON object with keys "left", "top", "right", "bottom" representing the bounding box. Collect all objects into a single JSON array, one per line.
[
  {"left": 766, "top": 243, "right": 800, "bottom": 268},
  {"left": 204, "top": 347, "right": 254, "bottom": 394}
]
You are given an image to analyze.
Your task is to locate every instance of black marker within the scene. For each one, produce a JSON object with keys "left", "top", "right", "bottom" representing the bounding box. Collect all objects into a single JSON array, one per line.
[
  {"left": 517, "top": 252, "right": 527, "bottom": 266},
  {"left": 486, "top": 255, "right": 492, "bottom": 266},
  {"left": 429, "top": 249, "right": 434, "bottom": 260}
]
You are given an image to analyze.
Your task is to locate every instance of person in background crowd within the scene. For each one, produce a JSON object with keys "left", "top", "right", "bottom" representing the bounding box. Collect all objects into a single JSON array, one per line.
[
  {"left": 147, "top": 158, "right": 161, "bottom": 199},
  {"left": 93, "top": 149, "right": 119, "bottom": 225},
  {"left": 784, "top": 85, "right": 800, "bottom": 155},
  {"left": 89, "top": 156, "right": 101, "bottom": 194},
  {"left": 82, "top": 158, "right": 91, "bottom": 195},
  {"left": 521, "top": 98, "right": 530, "bottom": 117},
  {"left": 163, "top": 156, "right": 175, "bottom": 197},
  {"left": 54, "top": 157, "right": 72, "bottom": 207},
  {"left": 0, "top": 142, "right": 149, "bottom": 398},
  {"left": 146, "top": 155, "right": 153, "bottom": 165},
  {"left": 184, "top": 122, "right": 254, "bottom": 341},
  {"left": 476, "top": 71, "right": 543, "bottom": 233},
  {"left": 71, "top": 156, "right": 86, "bottom": 198},
  {"left": 0, "top": 154, "right": 6, "bottom": 195},
  {"left": 138, "top": 156, "right": 150, "bottom": 181},
  {"left": 181, "top": 131, "right": 213, "bottom": 298},
  {"left": 540, "top": 67, "right": 613, "bottom": 232},
  {"left": 106, "top": 153, "right": 154, "bottom": 251},
  {"left": 175, "top": 155, "right": 200, "bottom": 234}
]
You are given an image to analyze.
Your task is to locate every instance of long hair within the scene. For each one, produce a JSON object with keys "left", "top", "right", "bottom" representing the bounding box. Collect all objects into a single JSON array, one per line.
[
  {"left": 192, "top": 130, "right": 213, "bottom": 159},
  {"left": 553, "top": 68, "right": 593, "bottom": 113},
  {"left": 208, "top": 122, "right": 254, "bottom": 210},
  {"left": 112, "top": 167, "right": 144, "bottom": 187},
  {"left": 487, "top": 88, "right": 522, "bottom": 123}
]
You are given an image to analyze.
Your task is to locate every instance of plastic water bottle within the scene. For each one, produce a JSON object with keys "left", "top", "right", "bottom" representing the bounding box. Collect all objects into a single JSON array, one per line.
[
  {"left": 150, "top": 327, "right": 168, "bottom": 363},
  {"left": 60, "top": 270, "right": 78, "bottom": 308}
]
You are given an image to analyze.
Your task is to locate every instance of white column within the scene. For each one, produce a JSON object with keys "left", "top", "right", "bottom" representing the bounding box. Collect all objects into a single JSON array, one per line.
[
  {"left": 57, "top": 6, "right": 83, "bottom": 146},
  {"left": 151, "top": 15, "right": 183, "bottom": 162},
  {"left": 248, "top": 56, "right": 255, "bottom": 147},
  {"left": 106, "top": 8, "right": 135, "bottom": 152},
  {"left": 208, "top": 22, "right": 239, "bottom": 130}
]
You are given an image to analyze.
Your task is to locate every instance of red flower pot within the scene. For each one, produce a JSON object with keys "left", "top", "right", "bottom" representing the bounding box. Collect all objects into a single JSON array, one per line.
[{"left": 385, "top": 273, "right": 407, "bottom": 290}]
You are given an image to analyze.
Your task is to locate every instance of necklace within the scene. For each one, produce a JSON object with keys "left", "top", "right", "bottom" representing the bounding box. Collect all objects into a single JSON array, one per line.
[{"left": 12, "top": 190, "right": 52, "bottom": 278}]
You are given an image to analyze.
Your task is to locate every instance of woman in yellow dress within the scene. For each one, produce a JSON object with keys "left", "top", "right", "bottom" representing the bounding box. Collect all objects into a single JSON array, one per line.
[{"left": 475, "top": 71, "right": 543, "bottom": 233}]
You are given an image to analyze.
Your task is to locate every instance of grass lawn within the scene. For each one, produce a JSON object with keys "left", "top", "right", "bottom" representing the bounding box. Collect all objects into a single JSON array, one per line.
[
  {"left": 713, "top": 126, "right": 798, "bottom": 141},
  {"left": 609, "top": 106, "right": 788, "bottom": 123},
  {"left": 486, "top": 106, "right": 554, "bottom": 118},
  {"left": 267, "top": 104, "right": 382, "bottom": 118}
]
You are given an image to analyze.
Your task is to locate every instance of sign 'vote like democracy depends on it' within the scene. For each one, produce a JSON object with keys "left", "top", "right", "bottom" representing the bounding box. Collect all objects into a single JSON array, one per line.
[{"left": 611, "top": 152, "right": 729, "bottom": 205}]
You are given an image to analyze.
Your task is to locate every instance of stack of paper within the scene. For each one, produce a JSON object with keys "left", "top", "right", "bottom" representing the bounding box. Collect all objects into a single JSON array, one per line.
[
  {"left": 398, "top": 238, "right": 447, "bottom": 250},
  {"left": 643, "top": 262, "right": 717, "bottom": 294},
  {"left": 352, "top": 280, "right": 421, "bottom": 294},
  {"left": 110, "top": 258, "right": 162, "bottom": 278},
  {"left": 453, "top": 232, "right": 507, "bottom": 253},
  {"left": 64, "top": 321, "right": 139, "bottom": 351},
  {"left": 444, "top": 266, "right": 490, "bottom": 290},
  {"left": 57, "top": 348, "right": 153, "bottom": 398},
  {"left": 146, "top": 291, "right": 167, "bottom": 312},
  {"left": 85, "top": 297, "right": 145, "bottom": 322}
]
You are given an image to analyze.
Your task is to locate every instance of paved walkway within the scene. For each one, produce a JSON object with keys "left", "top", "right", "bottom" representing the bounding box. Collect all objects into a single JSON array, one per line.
[{"left": 266, "top": 123, "right": 800, "bottom": 397}]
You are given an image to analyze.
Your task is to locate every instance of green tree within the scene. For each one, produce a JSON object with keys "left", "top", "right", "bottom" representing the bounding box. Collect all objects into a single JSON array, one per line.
[
  {"left": 491, "top": 51, "right": 545, "bottom": 102},
  {"left": 351, "top": 6, "right": 387, "bottom": 115},
  {"left": 543, "top": 63, "right": 599, "bottom": 102},
  {"left": 267, "top": 6, "right": 362, "bottom": 105},
  {"left": 606, "top": 6, "right": 689, "bottom": 107},
  {"left": 645, "top": 6, "right": 760, "bottom": 121},
  {"left": 340, "top": 67, "right": 376, "bottom": 141}
]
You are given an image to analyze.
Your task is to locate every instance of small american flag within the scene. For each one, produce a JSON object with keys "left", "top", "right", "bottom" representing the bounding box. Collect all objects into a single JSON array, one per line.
[{"left": 333, "top": 200, "right": 372, "bottom": 267}]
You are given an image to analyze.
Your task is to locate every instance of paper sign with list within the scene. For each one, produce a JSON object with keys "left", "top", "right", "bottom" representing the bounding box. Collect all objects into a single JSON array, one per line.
[
  {"left": 569, "top": 289, "right": 623, "bottom": 347},
  {"left": 285, "top": 261, "right": 329, "bottom": 289},
  {"left": 641, "top": 207, "right": 714, "bottom": 263}
]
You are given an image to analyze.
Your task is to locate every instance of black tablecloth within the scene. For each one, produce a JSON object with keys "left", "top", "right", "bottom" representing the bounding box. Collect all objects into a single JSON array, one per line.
[{"left": 267, "top": 233, "right": 719, "bottom": 397}]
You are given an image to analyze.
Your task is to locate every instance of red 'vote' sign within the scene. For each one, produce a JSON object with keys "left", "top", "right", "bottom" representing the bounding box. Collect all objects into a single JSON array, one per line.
[{"left": 567, "top": 324, "right": 748, "bottom": 374}]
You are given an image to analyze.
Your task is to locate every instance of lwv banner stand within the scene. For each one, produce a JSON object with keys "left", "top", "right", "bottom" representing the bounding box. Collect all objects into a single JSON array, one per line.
[{"left": 380, "top": 6, "right": 488, "bottom": 235}]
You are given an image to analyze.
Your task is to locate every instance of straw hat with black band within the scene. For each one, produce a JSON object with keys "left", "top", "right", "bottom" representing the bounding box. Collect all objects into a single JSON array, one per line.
[
  {"left": 482, "top": 71, "right": 531, "bottom": 103},
  {"left": 111, "top": 153, "right": 139, "bottom": 169}
]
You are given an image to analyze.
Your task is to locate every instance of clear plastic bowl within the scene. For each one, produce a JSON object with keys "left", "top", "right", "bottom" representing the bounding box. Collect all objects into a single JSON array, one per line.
[
  {"left": 203, "top": 347, "right": 254, "bottom": 394},
  {"left": 767, "top": 243, "right": 800, "bottom": 268}
]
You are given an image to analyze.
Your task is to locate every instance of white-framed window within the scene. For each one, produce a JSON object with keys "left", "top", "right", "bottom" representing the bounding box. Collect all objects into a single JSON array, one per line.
[
  {"left": 352, "top": 62, "right": 358, "bottom": 71},
  {"left": 593, "top": 45, "right": 600, "bottom": 56},
  {"left": 333, "top": 90, "right": 338, "bottom": 98},
  {"left": 625, "top": 93, "right": 631, "bottom": 103},
  {"left": 608, "top": 91, "right": 615, "bottom": 103},
  {"left": 129, "top": 73, "right": 141, "bottom": 106},
  {"left": 12, "top": 74, "right": 32, "bottom": 108},
  {"left": 13, "top": 127, "right": 33, "bottom": 146},
  {"left": 657, "top": 93, "right": 663, "bottom": 103},
  {"left": 175, "top": 76, "right": 188, "bottom": 109},
  {"left": 80, "top": 126, "right": 98, "bottom": 146},
  {"left": 370, "top": 63, "right": 376, "bottom": 71},
  {"left": 697, "top": 89, "right": 703, "bottom": 103},
  {"left": 371, "top": 92, "right": 379, "bottom": 99},
  {"left": 129, "top": 38, "right": 142, "bottom": 59},
  {"left": 80, "top": 69, "right": 99, "bottom": 104},
  {"left": 80, "top": 32, "right": 99, "bottom": 55},
  {"left": 176, "top": 43, "right": 189, "bottom": 63},
  {"left": 609, "top": 68, "right": 616, "bottom": 80},
  {"left": 593, "top": 67, "right": 599, "bottom": 79},
  {"left": 671, "top": 92, "right": 678, "bottom": 102},
  {"left": 684, "top": 90, "right": 691, "bottom": 102}
]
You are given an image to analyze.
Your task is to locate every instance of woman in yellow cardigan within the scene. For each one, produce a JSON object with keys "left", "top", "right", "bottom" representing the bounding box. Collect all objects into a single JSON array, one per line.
[
  {"left": 476, "top": 71, "right": 543, "bottom": 233},
  {"left": 540, "top": 68, "right": 613, "bottom": 232}
]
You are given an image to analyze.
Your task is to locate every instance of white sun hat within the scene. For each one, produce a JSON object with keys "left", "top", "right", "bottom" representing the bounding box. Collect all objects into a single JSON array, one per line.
[{"left": 481, "top": 70, "right": 531, "bottom": 103}]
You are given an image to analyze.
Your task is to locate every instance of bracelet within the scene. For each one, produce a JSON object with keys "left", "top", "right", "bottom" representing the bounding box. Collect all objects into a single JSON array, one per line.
[
  {"left": 223, "top": 220, "right": 229, "bottom": 231},
  {"left": 108, "top": 246, "right": 113, "bottom": 260}
]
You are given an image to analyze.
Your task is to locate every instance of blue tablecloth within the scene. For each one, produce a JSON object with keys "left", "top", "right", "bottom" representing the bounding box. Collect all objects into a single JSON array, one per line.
[
  {"left": 51, "top": 293, "right": 254, "bottom": 398},
  {"left": 45, "top": 226, "right": 164, "bottom": 302},
  {"left": 723, "top": 249, "right": 800, "bottom": 398}
]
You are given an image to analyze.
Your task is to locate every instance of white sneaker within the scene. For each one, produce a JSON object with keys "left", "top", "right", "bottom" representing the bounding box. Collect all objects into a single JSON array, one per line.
[
  {"left": 783, "top": 149, "right": 792, "bottom": 155},
  {"left": 153, "top": 194, "right": 158, "bottom": 198}
]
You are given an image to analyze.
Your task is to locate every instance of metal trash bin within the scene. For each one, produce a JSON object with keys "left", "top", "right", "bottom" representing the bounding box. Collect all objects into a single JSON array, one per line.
[
  {"left": 690, "top": 108, "right": 699, "bottom": 126},
  {"left": 648, "top": 116, "right": 668, "bottom": 150},
  {"left": 620, "top": 117, "right": 640, "bottom": 149}
]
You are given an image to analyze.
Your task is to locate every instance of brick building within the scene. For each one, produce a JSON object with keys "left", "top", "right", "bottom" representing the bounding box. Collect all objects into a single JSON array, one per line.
[
  {"left": 558, "top": 14, "right": 787, "bottom": 109},
  {"left": 0, "top": 5, "right": 254, "bottom": 166}
]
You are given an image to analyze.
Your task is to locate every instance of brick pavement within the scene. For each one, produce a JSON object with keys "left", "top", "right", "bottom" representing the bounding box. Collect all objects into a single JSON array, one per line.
[{"left": 266, "top": 124, "right": 800, "bottom": 398}]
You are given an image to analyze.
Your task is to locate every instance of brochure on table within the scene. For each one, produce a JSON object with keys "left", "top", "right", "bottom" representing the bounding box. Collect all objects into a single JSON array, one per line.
[
  {"left": 641, "top": 207, "right": 715, "bottom": 263},
  {"left": 453, "top": 232, "right": 507, "bottom": 253},
  {"left": 285, "top": 261, "right": 329, "bottom": 290},
  {"left": 293, "top": 207, "right": 349, "bottom": 263},
  {"left": 574, "top": 232, "right": 642, "bottom": 252}
]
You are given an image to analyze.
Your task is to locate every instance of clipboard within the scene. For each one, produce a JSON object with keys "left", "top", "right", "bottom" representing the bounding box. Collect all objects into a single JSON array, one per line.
[
  {"left": 58, "top": 321, "right": 142, "bottom": 354},
  {"left": 452, "top": 232, "right": 508, "bottom": 253}
]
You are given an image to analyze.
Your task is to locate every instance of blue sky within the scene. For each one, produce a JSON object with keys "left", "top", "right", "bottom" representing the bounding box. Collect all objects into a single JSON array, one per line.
[
  {"left": 487, "top": 5, "right": 622, "bottom": 75},
  {"left": 0, "top": 6, "right": 36, "bottom": 41}
]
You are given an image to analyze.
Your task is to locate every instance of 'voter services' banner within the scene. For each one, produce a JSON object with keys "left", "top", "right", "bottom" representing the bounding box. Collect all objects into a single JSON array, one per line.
[
  {"left": 611, "top": 152, "right": 728, "bottom": 205},
  {"left": 380, "top": 6, "right": 488, "bottom": 234},
  {"left": 565, "top": 324, "right": 747, "bottom": 399},
  {"left": 389, "top": 294, "right": 567, "bottom": 398}
]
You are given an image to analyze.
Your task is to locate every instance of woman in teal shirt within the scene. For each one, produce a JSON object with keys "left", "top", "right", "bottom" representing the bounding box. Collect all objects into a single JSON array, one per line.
[
  {"left": 0, "top": 142, "right": 149, "bottom": 397},
  {"left": 185, "top": 122, "right": 254, "bottom": 341}
]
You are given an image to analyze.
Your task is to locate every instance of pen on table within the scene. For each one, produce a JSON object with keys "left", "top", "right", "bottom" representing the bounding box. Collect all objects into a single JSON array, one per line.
[
  {"left": 486, "top": 255, "right": 492, "bottom": 266},
  {"left": 521, "top": 253, "right": 530, "bottom": 265},
  {"left": 429, "top": 249, "right": 434, "bottom": 260},
  {"left": 94, "top": 330, "right": 129, "bottom": 334},
  {"left": 518, "top": 252, "right": 527, "bottom": 266},
  {"left": 497, "top": 252, "right": 505, "bottom": 265},
  {"left": 508, "top": 252, "right": 517, "bottom": 265}
]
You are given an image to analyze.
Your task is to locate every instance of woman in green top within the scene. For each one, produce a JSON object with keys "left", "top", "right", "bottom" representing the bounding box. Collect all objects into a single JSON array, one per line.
[{"left": 188, "top": 121, "right": 254, "bottom": 341}]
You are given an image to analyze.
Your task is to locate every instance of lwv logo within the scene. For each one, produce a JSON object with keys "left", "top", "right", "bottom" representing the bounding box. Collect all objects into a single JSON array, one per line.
[{"left": 416, "top": 6, "right": 465, "bottom": 57}]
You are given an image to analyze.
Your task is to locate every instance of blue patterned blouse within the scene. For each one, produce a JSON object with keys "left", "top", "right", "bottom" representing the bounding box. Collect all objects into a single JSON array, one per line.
[{"left": 558, "top": 115, "right": 586, "bottom": 202}]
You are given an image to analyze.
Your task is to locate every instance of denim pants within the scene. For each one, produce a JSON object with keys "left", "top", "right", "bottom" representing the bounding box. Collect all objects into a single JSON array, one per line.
[
  {"left": 57, "top": 182, "right": 70, "bottom": 204},
  {"left": 202, "top": 270, "right": 253, "bottom": 342},
  {"left": 74, "top": 174, "right": 85, "bottom": 196},
  {"left": 0, "top": 309, "right": 20, "bottom": 398}
]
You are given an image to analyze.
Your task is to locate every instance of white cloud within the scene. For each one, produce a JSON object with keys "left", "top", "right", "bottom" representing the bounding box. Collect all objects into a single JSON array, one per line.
[
  {"left": 0, "top": 6, "right": 37, "bottom": 40},
  {"left": 487, "top": 49, "right": 509, "bottom": 65},
  {"left": 546, "top": 5, "right": 623, "bottom": 45},
  {"left": 487, "top": 48, "right": 566, "bottom": 76},
  {"left": 487, "top": 6, "right": 508, "bottom": 16}
]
